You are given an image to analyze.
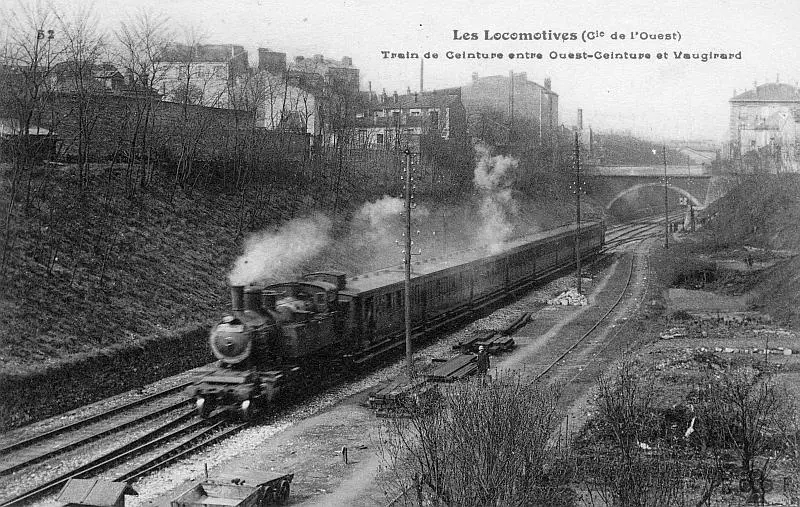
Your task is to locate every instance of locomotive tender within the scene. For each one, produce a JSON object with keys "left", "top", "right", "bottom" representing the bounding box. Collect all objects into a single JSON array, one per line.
[{"left": 189, "top": 220, "right": 605, "bottom": 418}]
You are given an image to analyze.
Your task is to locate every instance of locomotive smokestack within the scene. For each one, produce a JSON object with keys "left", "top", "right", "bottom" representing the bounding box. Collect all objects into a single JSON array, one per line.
[
  {"left": 244, "top": 286, "right": 262, "bottom": 312},
  {"left": 230, "top": 285, "right": 244, "bottom": 312}
]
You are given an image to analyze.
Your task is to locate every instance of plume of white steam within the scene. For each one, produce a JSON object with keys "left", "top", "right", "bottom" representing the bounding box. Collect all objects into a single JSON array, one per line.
[
  {"left": 344, "top": 195, "right": 433, "bottom": 270},
  {"left": 473, "top": 144, "right": 519, "bottom": 253},
  {"left": 357, "top": 195, "right": 405, "bottom": 229},
  {"left": 228, "top": 213, "right": 332, "bottom": 286},
  {"left": 353, "top": 195, "right": 430, "bottom": 243}
]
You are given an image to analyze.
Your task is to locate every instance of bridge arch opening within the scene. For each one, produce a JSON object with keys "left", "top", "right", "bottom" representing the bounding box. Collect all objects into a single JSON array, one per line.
[{"left": 605, "top": 183, "right": 704, "bottom": 211}]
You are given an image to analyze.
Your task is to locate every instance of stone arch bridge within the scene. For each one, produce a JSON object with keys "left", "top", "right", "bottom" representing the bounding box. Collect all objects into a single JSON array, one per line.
[{"left": 584, "top": 167, "right": 738, "bottom": 211}]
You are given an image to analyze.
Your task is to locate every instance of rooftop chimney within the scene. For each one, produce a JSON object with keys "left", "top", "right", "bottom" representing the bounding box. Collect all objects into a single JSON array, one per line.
[
  {"left": 342, "top": 56, "right": 352, "bottom": 66},
  {"left": 577, "top": 108, "right": 583, "bottom": 130},
  {"left": 544, "top": 77, "right": 551, "bottom": 90},
  {"left": 471, "top": 72, "right": 479, "bottom": 83},
  {"left": 313, "top": 54, "right": 324, "bottom": 63},
  {"left": 393, "top": 90, "right": 398, "bottom": 103}
]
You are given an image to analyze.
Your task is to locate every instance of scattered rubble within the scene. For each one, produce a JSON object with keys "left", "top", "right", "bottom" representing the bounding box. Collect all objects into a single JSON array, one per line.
[
  {"left": 547, "top": 288, "right": 588, "bottom": 306},
  {"left": 687, "top": 311, "right": 773, "bottom": 325},
  {"left": 660, "top": 327, "right": 688, "bottom": 339},
  {"left": 752, "top": 328, "right": 797, "bottom": 339}
]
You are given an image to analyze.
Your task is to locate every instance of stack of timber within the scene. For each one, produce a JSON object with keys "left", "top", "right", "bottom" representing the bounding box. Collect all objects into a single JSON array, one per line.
[
  {"left": 503, "top": 312, "right": 530, "bottom": 335},
  {"left": 425, "top": 354, "right": 477, "bottom": 382},
  {"left": 368, "top": 375, "right": 428, "bottom": 413},
  {"left": 454, "top": 332, "right": 515, "bottom": 354},
  {"left": 451, "top": 313, "right": 527, "bottom": 354},
  {"left": 368, "top": 313, "right": 526, "bottom": 417}
]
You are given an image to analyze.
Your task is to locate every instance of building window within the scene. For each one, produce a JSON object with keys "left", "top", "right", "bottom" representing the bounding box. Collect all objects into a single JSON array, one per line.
[
  {"left": 376, "top": 133, "right": 384, "bottom": 144},
  {"left": 429, "top": 110, "right": 439, "bottom": 129}
]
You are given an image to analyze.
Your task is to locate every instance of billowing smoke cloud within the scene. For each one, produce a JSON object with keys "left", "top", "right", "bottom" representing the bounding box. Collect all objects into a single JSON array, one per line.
[
  {"left": 357, "top": 195, "right": 405, "bottom": 230},
  {"left": 473, "top": 144, "right": 519, "bottom": 253},
  {"left": 228, "top": 213, "right": 332, "bottom": 286},
  {"left": 352, "top": 195, "right": 430, "bottom": 244}
]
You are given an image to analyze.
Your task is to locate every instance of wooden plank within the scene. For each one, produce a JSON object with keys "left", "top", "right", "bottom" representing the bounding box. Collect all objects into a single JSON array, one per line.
[{"left": 429, "top": 354, "right": 473, "bottom": 378}]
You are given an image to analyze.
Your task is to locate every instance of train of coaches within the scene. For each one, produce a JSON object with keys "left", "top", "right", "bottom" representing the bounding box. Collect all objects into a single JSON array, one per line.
[{"left": 189, "top": 220, "right": 606, "bottom": 418}]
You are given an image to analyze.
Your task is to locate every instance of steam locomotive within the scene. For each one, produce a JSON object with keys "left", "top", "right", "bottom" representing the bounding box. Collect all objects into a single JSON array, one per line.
[{"left": 188, "top": 220, "right": 605, "bottom": 419}]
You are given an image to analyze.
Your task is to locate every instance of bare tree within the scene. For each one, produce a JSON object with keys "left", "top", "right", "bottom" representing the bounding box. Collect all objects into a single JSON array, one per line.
[
  {"left": 114, "top": 8, "right": 173, "bottom": 192},
  {"left": 55, "top": 3, "right": 106, "bottom": 188},
  {"left": 0, "top": 0, "right": 63, "bottom": 275},
  {"left": 695, "top": 365, "right": 788, "bottom": 501},
  {"left": 579, "top": 362, "right": 728, "bottom": 507},
  {"left": 380, "top": 372, "right": 575, "bottom": 506}
]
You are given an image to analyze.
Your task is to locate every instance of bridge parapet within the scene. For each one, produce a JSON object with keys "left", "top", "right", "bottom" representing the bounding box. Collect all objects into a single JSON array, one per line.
[{"left": 587, "top": 165, "right": 713, "bottom": 177}]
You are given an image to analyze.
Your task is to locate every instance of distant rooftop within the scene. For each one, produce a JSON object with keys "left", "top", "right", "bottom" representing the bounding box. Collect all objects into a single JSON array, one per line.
[
  {"left": 367, "top": 88, "right": 462, "bottom": 109},
  {"left": 731, "top": 82, "right": 800, "bottom": 102},
  {"left": 163, "top": 43, "right": 248, "bottom": 63}
]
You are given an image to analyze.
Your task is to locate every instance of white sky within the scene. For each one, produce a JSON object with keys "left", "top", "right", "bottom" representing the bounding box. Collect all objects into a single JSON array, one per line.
[{"left": 21, "top": 0, "right": 800, "bottom": 142}]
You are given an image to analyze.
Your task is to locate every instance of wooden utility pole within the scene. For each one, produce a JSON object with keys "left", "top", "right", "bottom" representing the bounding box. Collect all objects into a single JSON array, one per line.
[
  {"left": 403, "top": 148, "right": 413, "bottom": 377},
  {"left": 575, "top": 132, "right": 582, "bottom": 294},
  {"left": 663, "top": 146, "right": 669, "bottom": 249}
]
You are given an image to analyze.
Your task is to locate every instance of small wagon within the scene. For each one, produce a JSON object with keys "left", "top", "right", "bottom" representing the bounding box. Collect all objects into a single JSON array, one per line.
[{"left": 170, "top": 470, "right": 293, "bottom": 507}]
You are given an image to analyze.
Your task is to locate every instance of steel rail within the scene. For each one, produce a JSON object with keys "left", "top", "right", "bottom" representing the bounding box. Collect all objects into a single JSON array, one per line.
[
  {"left": 0, "top": 410, "right": 206, "bottom": 507},
  {"left": 0, "top": 382, "right": 192, "bottom": 456},
  {"left": 0, "top": 398, "right": 190, "bottom": 477}
]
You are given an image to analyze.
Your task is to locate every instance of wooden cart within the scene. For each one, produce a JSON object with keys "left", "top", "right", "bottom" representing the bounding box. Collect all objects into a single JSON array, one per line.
[{"left": 170, "top": 470, "right": 293, "bottom": 507}]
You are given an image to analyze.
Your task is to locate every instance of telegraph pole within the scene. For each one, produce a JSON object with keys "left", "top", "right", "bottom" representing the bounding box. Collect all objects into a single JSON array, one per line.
[
  {"left": 403, "top": 148, "right": 413, "bottom": 377},
  {"left": 574, "top": 132, "right": 582, "bottom": 294},
  {"left": 663, "top": 146, "right": 669, "bottom": 249}
]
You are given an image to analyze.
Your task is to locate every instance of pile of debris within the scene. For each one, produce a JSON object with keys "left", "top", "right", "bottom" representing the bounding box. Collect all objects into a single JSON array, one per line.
[
  {"left": 547, "top": 288, "right": 588, "bottom": 306},
  {"left": 660, "top": 327, "right": 688, "bottom": 339}
]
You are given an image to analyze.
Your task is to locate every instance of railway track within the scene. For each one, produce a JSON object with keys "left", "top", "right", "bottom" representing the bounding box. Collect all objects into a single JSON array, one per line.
[
  {"left": 0, "top": 384, "right": 192, "bottom": 477},
  {"left": 533, "top": 248, "right": 639, "bottom": 384},
  {"left": 0, "top": 381, "right": 231, "bottom": 507},
  {"left": 0, "top": 406, "right": 247, "bottom": 507},
  {"left": 529, "top": 211, "right": 675, "bottom": 389},
  {"left": 0, "top": 214, "right": 675, "bottom": 506}
]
